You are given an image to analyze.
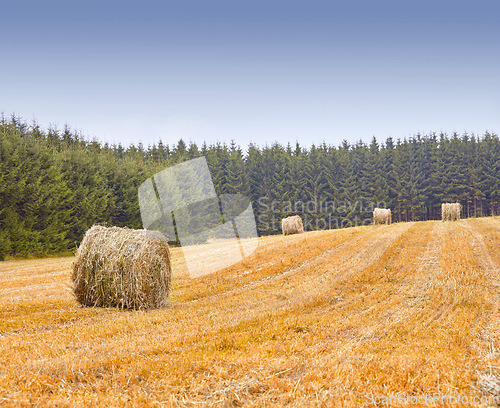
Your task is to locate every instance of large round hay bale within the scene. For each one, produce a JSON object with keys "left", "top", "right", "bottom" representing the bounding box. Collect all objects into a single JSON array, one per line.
[
  {"left": 441, "top": 203, "right": 461, "bottom": 221},
  {"left": 373, "top": 208, "right": 392, "bottom": 225},
  {"left": 72, "top": 225, "right": 171, "bottom": 310},
  {"left": 281, "top": 215, "right": 304, "bottom": 235}
]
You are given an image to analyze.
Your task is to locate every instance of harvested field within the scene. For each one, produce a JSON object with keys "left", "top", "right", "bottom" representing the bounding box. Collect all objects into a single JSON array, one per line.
[{"left": 1, "top": 218, "right": 500, "bottom": 407}]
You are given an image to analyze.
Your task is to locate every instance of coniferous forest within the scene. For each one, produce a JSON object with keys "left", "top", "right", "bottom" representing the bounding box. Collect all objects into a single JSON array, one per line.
[{"left": 1, "top": 114, "right": 499, "bottom": 260}]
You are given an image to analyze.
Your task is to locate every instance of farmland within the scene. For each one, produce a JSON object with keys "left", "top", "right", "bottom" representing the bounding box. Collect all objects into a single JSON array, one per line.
[{"left": 1, "top": 218, "right": 500, "bottom": 407}]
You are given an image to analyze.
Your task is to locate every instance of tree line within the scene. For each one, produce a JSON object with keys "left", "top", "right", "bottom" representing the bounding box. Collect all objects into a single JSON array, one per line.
[{"left": 1, "top": 114, "right": 499, "bottom": 259}]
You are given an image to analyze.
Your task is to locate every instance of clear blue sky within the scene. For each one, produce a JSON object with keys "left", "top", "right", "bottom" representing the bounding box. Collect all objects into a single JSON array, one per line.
[{"left": 1, "top": 1, "right": 499, "bottom": 149}]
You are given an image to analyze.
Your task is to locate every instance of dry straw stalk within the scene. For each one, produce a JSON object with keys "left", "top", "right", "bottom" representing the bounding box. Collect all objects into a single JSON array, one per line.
[
  {"left": 72, "top": 225, "right": 171, "bottom": 310},
  {"left": 373, "top": 208, "right": 392, "bottom": 225},
  {"left": 281, "top": 215, "right": 304, "bottom": 235}
]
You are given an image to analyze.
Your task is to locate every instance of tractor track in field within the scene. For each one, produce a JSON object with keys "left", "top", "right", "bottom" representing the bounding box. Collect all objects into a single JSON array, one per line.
[
  {"left": 465, "top": 219, "right": 500, "bottom": 348},
  {"left": 466, "top": 219, "right": 500, "bottom": 292},
  {"left": 415, "top": 221, "right": 486, "bottom": 333},
  {"left": 463, "top": 220, "right": 500, "bottom": 332},
  {"left": 181, "top": 223, "right": 414, "bottom": 309},
  {"left": 462, "top": 218, "right": 500, "bottom": 398},
  {"left": 306, "top": 221, "right": 443, "bottom": 356}
]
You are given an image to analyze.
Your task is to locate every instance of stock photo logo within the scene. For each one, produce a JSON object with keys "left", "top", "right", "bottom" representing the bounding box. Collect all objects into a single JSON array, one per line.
[{"left": 138, "top": 157, "right": 258, "bottom": 278}]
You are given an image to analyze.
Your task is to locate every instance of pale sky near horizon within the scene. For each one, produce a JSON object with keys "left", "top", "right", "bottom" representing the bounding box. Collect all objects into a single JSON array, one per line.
[{"left": 1, "top": 1, "right": 499, "bottom": 149}]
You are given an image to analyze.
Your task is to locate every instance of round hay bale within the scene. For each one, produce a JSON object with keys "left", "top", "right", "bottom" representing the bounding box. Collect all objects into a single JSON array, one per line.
[
  {"left": 441, "top": 203, "right": 461, "bottom": 221},
  {"left": 72, "top": 225, "right": 171, "bottom": 310},
  {"left": 281, "top": 215, "right": 304, "bottom": 235},
  {"left": 373, "top": 208, "right": 392, "bottom": 225}
]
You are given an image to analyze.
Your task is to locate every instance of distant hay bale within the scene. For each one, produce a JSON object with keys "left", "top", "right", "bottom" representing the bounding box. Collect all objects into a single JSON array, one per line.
[
  {"left": 72, "top": 225, "right": 171, "bottom": 310},
  {"left": 441, "top": 203, "right": 461, "bottom": 221},
  {"left": 373, "top": 208, "right": 392, "bottom": 225},
  {"left": 281, "top": 215, "right": 304, "bottom": 235}
]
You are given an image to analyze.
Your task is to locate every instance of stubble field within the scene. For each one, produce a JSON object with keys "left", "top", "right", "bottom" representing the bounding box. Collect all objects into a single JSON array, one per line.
[{"left": 1, "top": 217, "right": 500, "bottom": 407}]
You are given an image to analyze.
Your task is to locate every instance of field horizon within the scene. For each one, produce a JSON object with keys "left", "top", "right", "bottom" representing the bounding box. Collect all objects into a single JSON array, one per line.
[{"left": 1, "top": 217, "right": 500, "bottom": 407}]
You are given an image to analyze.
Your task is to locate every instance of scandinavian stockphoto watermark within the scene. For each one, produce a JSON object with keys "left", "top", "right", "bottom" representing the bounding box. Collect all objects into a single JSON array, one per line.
[
  {"left": 137, "top": 157, "right": 388, "bottom": 277},
  {"left": 365, "top": 392, "right": 500, "bottom": 406},
  {"left": 138, "top": 157, "right": 258, "bottom": 278}
]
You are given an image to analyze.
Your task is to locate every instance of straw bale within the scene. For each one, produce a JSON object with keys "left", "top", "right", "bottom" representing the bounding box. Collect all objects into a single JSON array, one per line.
[
  {"left": 373, "top": 208, "right": 392, "bottom": 225},
  {"left": 72, "top": 225, "right": 171, "bottom": 309},
  {"left": 281, "top": 215, "right": 304, "bottom": 235},
  {"left": 441, "top": 203, "right": 461, "bottom": 221}
]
